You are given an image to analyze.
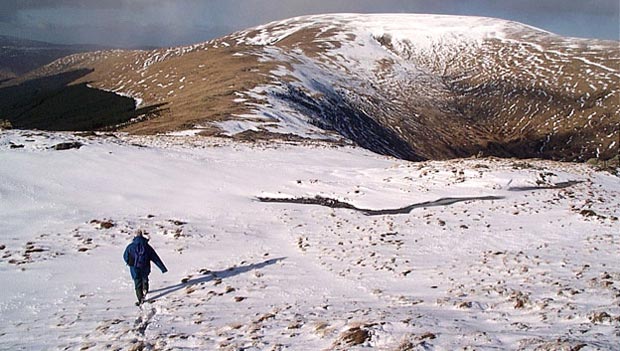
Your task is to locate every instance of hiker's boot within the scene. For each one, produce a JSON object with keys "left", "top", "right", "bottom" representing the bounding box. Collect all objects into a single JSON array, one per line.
[
  {"left": 140, "top": 281, "right": 149, "bottom": 303},
  {"left": 135, "top": 288, "right": 144, "bottom": 306}
]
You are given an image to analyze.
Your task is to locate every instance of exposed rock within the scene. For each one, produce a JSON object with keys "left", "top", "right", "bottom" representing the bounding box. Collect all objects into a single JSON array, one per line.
[
  {"left": 169, "top": 219, "right": 186, "bottom": 226},
  {"left": 580, "top": 209, "right": 597, "bottom": 217},
  {"left": 418, "top": 332, "right": 437, "bottom": 340},
  {"left": 258, "top": 195, "right": 504, "bottom": 215},
  {"left": 589, "top": 311, "right": 612, "bottom": 324},
  {"left": 90, "top": 219, "right": 114, "bottom": 229},
  {"left": 458, "top": 301, "right": 473, "bottom": 309},
  {"left": 336, "top": 327, "right": 371, "bottom": 346},
  {"left": 50, "top": 142, "right": 83, "bottom": 151}
]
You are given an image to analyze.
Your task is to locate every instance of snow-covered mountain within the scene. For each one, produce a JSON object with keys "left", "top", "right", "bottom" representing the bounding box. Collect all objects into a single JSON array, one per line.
[
  {"left": 1, "top": 130, "right": 619, "bottom": 350},
  {"left": 2, "top": 14, "right": 619, "bottom": 350},
  {"left": 2, "top": 14, "right": 619, "bottom": 162}
]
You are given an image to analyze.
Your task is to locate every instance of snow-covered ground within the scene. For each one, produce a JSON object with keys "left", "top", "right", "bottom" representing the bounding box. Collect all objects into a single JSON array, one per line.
[{"left": 0, "top": 130, "right": 618, "bottom": 350}]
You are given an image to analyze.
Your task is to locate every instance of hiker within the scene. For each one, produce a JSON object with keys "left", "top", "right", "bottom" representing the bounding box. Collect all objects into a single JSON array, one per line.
[{"left": 123, "top": 229, "right": 168, "bottom": 305}]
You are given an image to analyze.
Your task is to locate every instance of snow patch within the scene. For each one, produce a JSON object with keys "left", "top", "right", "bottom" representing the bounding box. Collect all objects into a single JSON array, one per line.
[{"left": 86, "top": 83, "right": 143, "bottom": 108}]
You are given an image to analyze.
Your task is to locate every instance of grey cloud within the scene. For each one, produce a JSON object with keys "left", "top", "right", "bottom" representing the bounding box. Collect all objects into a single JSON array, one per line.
[
  {"left": 4, "top": 0, "right": 618, "bottom": 17},
  {"left": 1, "top": 0, "right": 617, "bottom": 46}
]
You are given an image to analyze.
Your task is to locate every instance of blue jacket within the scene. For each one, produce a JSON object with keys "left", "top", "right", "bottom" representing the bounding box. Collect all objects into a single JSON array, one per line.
[{"left": 123, "top": 236, "right": 168, "bottom": 279}]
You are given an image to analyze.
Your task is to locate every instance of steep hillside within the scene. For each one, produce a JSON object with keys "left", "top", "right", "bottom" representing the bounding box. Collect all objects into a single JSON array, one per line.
[{"left": 2, "top": 14, "right": 619, "bottom": 161}]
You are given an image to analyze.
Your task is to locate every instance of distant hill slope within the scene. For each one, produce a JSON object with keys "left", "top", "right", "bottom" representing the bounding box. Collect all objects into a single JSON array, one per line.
[
  {"left": 0, "top": 35, "right": 108, "bottom": 82},
  {"left": 2, "top": 14, "right": 619, "bottom": 161}
]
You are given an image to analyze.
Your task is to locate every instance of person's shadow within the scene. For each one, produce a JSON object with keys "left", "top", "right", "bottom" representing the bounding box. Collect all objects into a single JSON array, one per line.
[{"left": 147, "top": 257, "right": 286, "bottom": 301}]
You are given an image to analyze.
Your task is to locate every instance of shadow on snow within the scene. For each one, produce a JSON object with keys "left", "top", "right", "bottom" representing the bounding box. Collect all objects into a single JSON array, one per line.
[{"left": 147, "top": 257, "right": 286, "bottom": 301}]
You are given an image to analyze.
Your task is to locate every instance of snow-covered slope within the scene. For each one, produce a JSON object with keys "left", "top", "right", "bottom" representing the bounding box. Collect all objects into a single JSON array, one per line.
[
  {"left": 3, "top": 14, "right": 619, "bottom": 162},
  {"left": 1, "top": 130, "right": 619, "bottom": 350},
  {"left": 226, "top": 14, "right": 619, "bottom": 161}
]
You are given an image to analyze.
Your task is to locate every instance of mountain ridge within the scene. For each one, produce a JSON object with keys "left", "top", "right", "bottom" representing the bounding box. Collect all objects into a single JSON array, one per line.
[{"left": 2, "top": 14, "right": 618, "bottom": 162}]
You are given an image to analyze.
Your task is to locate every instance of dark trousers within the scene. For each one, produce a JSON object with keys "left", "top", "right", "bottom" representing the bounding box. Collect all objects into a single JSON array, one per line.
[{"left": 134, "top": 276, "right": 149, "bottom": 303}]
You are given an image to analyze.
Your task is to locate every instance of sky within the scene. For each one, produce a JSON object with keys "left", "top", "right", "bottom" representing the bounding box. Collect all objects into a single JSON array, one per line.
[{"left": 1, "top": 0, "right": 618, "bottom": 47}]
